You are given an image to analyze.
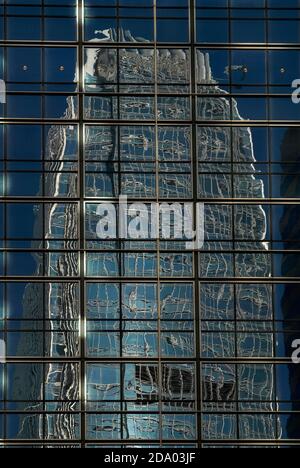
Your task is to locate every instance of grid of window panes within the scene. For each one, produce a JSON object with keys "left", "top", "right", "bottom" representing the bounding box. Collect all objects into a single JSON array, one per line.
[{"left": 0, "top": 0, "right": 300, "bottom": 449}]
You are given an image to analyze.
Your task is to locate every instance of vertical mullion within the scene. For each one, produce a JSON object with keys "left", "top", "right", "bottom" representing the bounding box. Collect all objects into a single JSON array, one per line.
[
  {"left": 120, "top": 285, "right": 124, "bottom": 442},
  {"left": 3, "top": 285, "right": 7, "bottom": 445},
  {"left": 153, "top": 0, "right": 163, "bottom": 448},
  {"left": 41, "top": 0, "right": 45, "bottom": 199},
  {"left": 41, "top": 11, "right": 46, "bottom": 436},
  {"left": 228, "top": 1, "right": 240, "bottom": 443},
  {"left": 3, "top": 0, "right": 7, "bottom": 446},
  {"left": 266, "top": 0, "right": 279, "bottom": 435},
  {"left": 190, "top": 0, "right": 201, "bottom": 449},
  {"left": 78, "top": 0, "right": 85, "bottom": 450},
  {"left": 116, "top": 1, "right": 124, "bottom": 444}
]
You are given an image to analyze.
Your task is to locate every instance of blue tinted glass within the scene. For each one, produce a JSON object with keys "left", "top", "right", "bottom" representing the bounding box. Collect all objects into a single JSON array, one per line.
[
  {"left": 269, "top": 0, "right": 300, "bottom": 6},
  {"left": 7, "top": 125, "right": 42, "bottom": 160},
  {"left": 8, "top": 172, "right": 41, "bottom": 196},
  {"left": 197, "top": 0, "right": 228, "bottom": 5},
  {"left": 157, "top": 0, "right": 188, "bottom": 5},
  {"left": 231, "top": 20, "right": 266, "bottom": 42},
  {"left": 269, "top": 51, "right": 300, "bottom": 84},
  {"left": 45, "top": 18, "right": 77, "bottom": 41},
  {"left": 7, "top": 48, "right": 41, "bottom": 83},
  {"left": 85, "top": 0, "right": 117, "bottom": 4},
  {"left": 269, "top": 20, "right": 300, "bottom": 43},
  {"left": 120, "top": 18, "right": 154, "bottom": 42},
  {"left": 7, "top": 17, "right": 42, "bottom": 40},
  {"left": 197, "top": 20, "right": 229, "bottom": 43},
  {"left": 85, "top": 18, "right": 117, "bottom": 41},
  {"left": 232, "top": 51, "right": 266, "bottom": 83},
  {"left": 7, "top": 252, "right": 41, "bottom": 276},
  {"left": 157, "top": 19, "right": 189, "bottom": 42},
  {"left": 7, "top": 96, "right": 42, "bottom": 119},
  {"left": 7, "top": 204, "right": 42, "bottom": 239},
  {"left": 231, "top": 0, "right": 265, "bottom": 6},
  {"left": 7, "top": 0, "right": 42, "bottom": 3},
  {"left": 0, "top": 18, "right": 3, "bottom": 41},
  {"left": 1, "top": 0, "right": 300, "bottom": 449},
  {"left": 270, "top": 97, "right": 300, "bottom": 121},
  {"left": 270, "top": 127, "right": 300, "bottom": 162},
  {"left": 120, "top": 0, "right": 153, "bottom": 5}
]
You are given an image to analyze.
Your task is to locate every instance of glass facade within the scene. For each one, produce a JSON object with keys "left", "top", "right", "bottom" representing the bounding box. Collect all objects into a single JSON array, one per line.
[{"left": 0, "top": 0, "right": 300, "bottom": 448}]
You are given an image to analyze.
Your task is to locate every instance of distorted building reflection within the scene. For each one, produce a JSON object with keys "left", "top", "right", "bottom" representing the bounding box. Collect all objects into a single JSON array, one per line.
[
  {"left": 197, "top": 51, "right": 276, "bottom": 441},
  {"left": 11, "top": 29, "right": 276, "bottom": 443}
]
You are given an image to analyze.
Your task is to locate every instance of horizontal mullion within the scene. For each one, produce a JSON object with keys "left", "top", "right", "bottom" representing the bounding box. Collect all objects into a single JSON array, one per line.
[
  {"left": 0, "top": 410, "right": 296, "bottom": 416},
  {"left": 84, "top": 240, "right": 300, "bottom": 245},
  {"left": 4, "top": 159, "right": 78, "bottom": 163},
  {"left": 196, "top": 171, "right": 299, "bottom": 175},
  {"left": 4, "top": 120, "right": 300, "bottom": 126},
  {"left": 3, "top": 41, "right": 300, "bottom": 49},
  {"left": 5, "top": 2, "right": 75, "bottom": 6},
  {"left": 1, "top": 276, "right": 300, "bottom": 281},
  {"left": 2, "top": 170, "right": 78, "bottom": 173},
  {"left": 0, "top": 118, "right": 196, "bottom": 124},
  {"left": 83, "top": 249, "right": 300, "bottom": 254},
  {"left": 4, "top": 320, "right": 80, "bottom": 323},
  {"left": 2, "top": 316, "right": 300, "bottom": 322},
  {"left": 84, "top": 160, "right": 189, "bottom": 164},
  {"left": 0, "top": 439, "right": 197, "bottom": 444},
  {"left": 84, "top": 170, "right": 300, "bottom": 175},
  {"left": 197, "top": 7, "right": 300, "bottom": 10},
  {"left": 0, "top": 357, "right": 199, "bottom": 362},
  {"left": 4, "top": 328, "right": 192, "bottom": 332},
  {"left": 0, "top": 411, "right": 198, "bottom": 415},
  {"left": 7, "top": 82, "right": 78, "bottom": 86},
  {"left": 1, "top": 278, "right": 297, "bottom": 284},
  {"left": 5, "top": 197, "right": 300, "bottom": 203},
  {"left": 3, "top": 170, "right": 78, "bottom": 174},
  {"left": 1, "top": 15, "right": 76, "bottom": 19},
  {"left": 2, "top": 319, "right": 173, "bottom": 323}
]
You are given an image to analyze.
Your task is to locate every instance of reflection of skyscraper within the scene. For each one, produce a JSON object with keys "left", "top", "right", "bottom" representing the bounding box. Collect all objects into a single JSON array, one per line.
[
  {"left": 12, "top": 33, "right": 275, "bottom": 444},
  {"left": 197, "top": 52, "right": 275, "bottom": 441},
  {"left": 11, "top": 123, "right": 80, "bottom": 440}
]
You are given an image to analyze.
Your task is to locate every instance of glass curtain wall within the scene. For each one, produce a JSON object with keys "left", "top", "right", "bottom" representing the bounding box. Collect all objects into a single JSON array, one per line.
[{"left": 0, "top": 0, "right": 300, "bottom": 448}]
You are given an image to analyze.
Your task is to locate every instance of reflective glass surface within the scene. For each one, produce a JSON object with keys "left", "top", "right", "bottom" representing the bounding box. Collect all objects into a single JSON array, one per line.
[{"left": 0, "top": 0, "right": 300, "bottom": 449}]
